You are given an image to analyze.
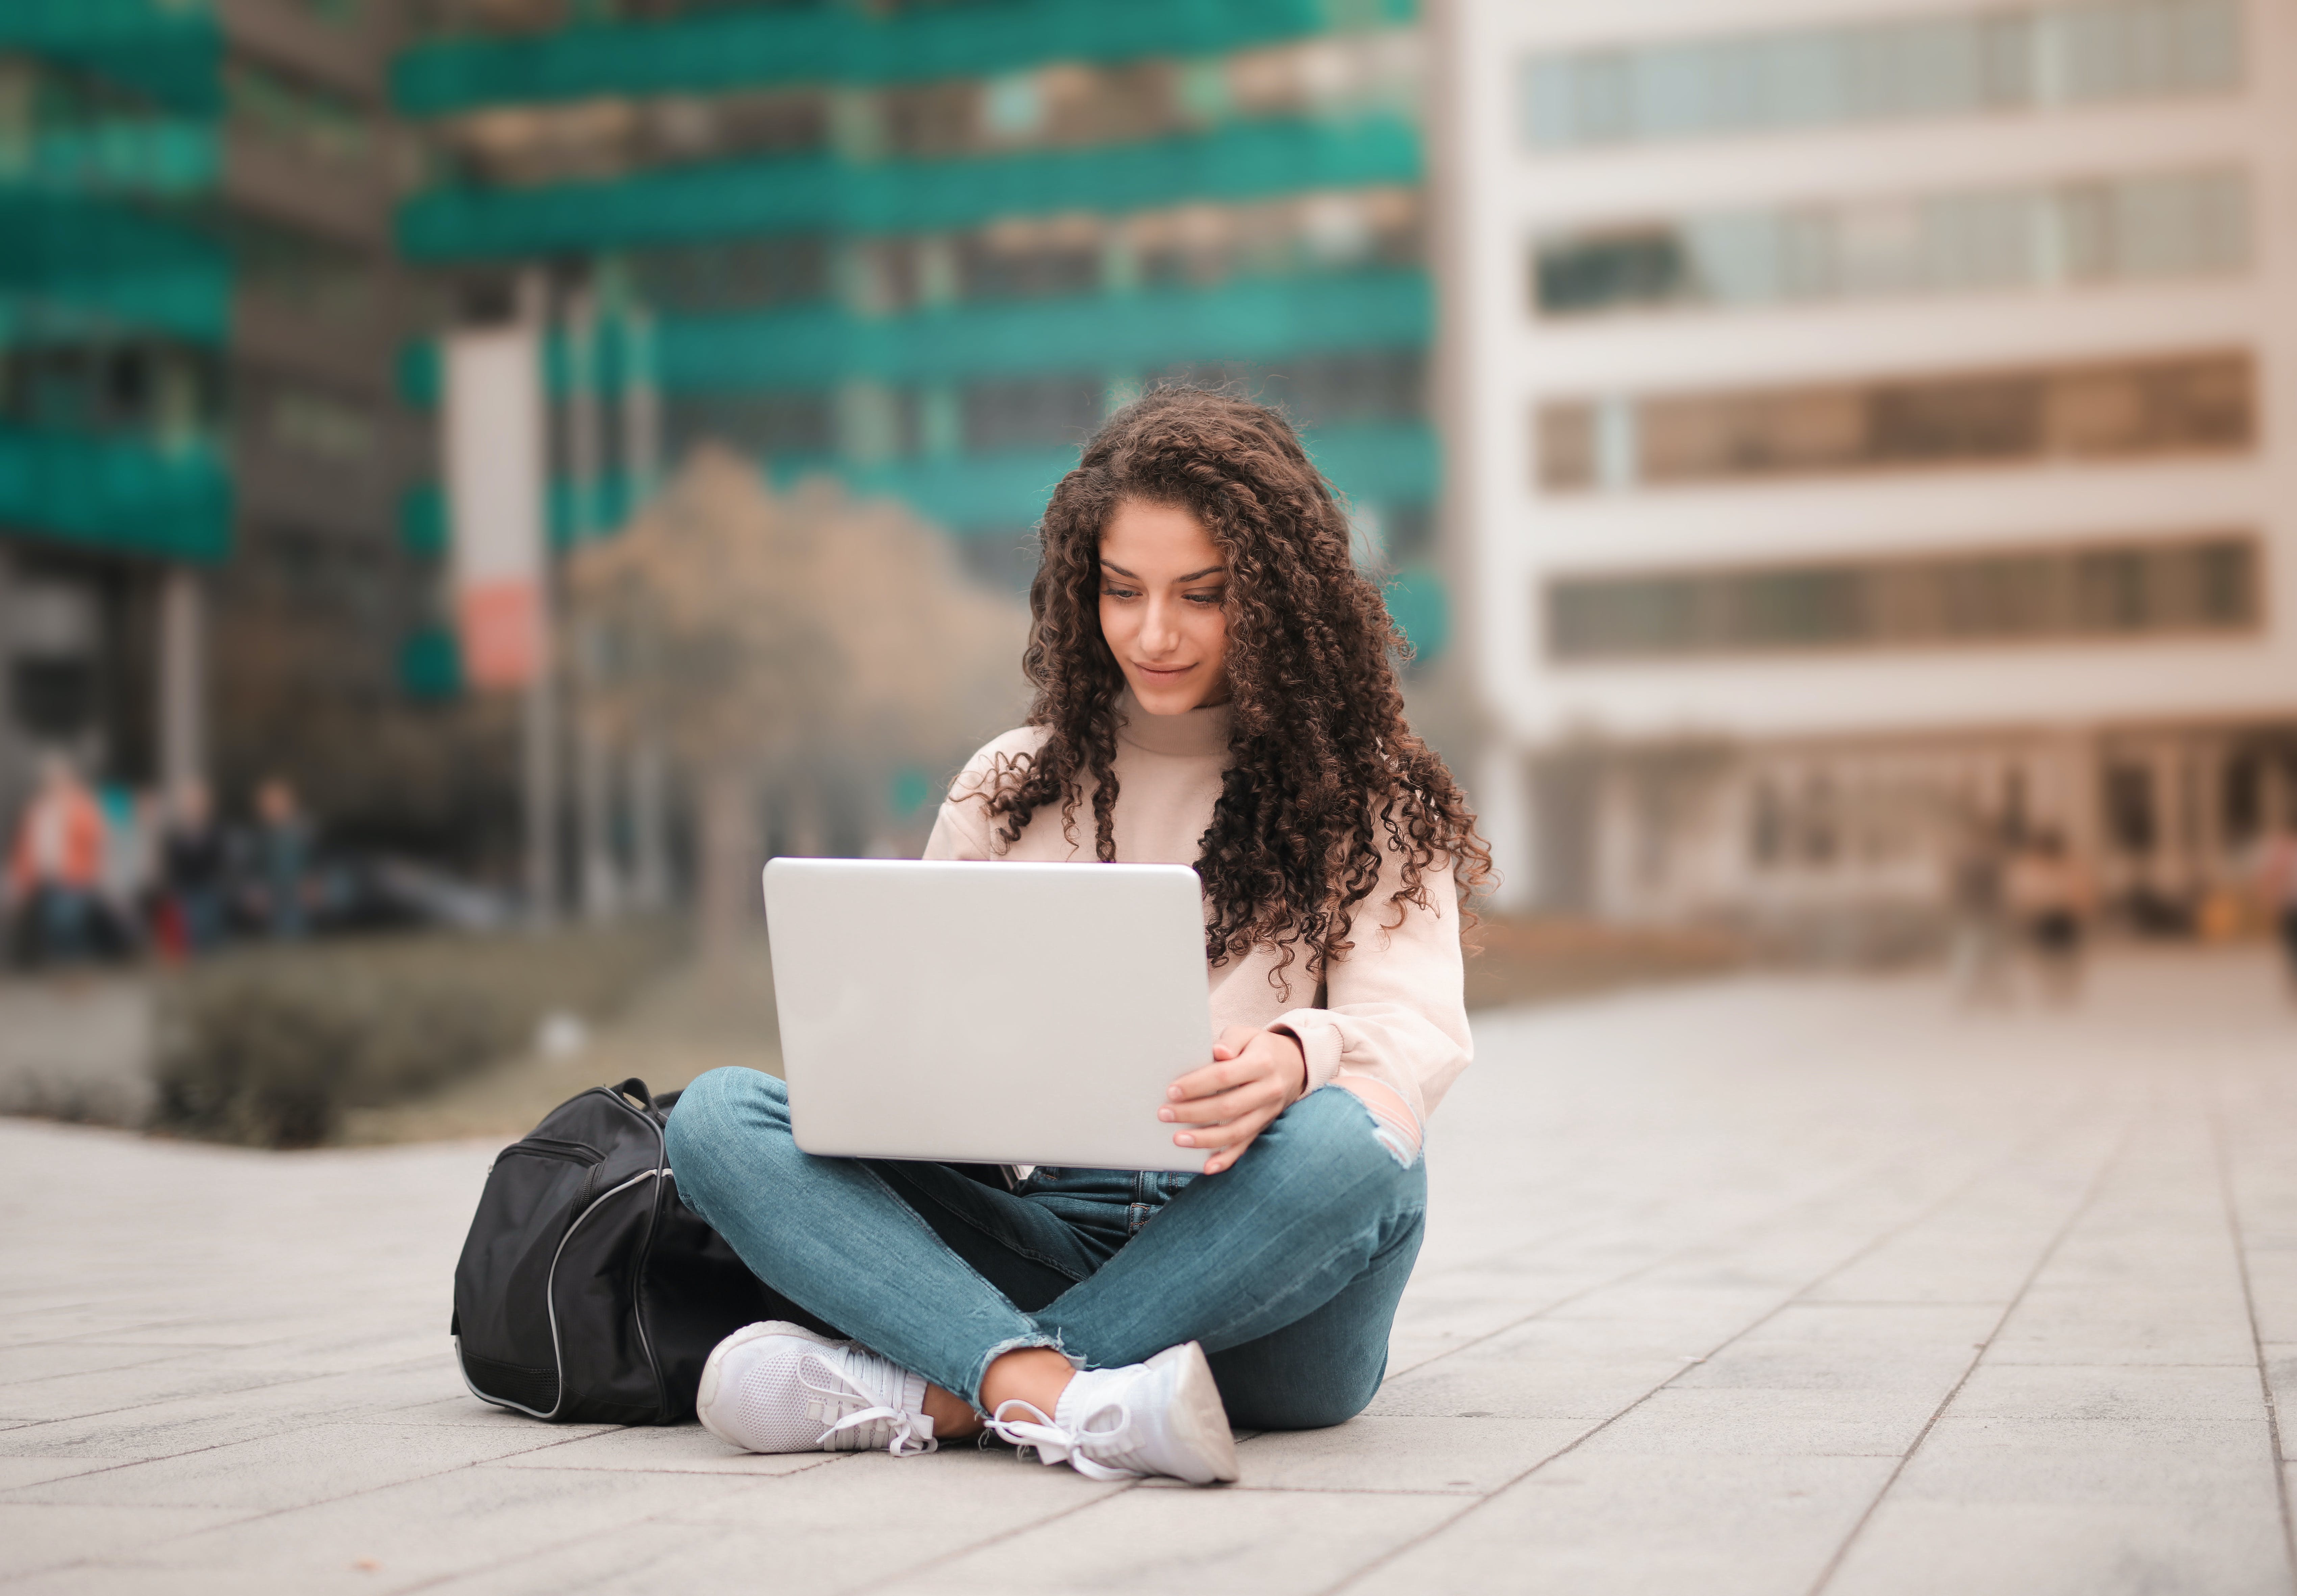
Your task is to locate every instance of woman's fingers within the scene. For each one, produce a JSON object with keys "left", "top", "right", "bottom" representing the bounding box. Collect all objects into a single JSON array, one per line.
[
  {"left": 1162, "top": 1076, "right": 1284, "bottom": 1125},
  {"left": 1201, "top": 1122, "right": 1271, "bottom": 1173},
  {"left": 1167, "top": 1057, "right": 1252, "bottom": 1102},
  {"left": 1174, "top": 1107, "right": 1274, "bottom": 1152}
]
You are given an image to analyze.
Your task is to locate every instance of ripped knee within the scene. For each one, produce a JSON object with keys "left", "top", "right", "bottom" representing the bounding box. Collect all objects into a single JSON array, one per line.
[{"left": 1330, "top": 1076, "right": 1421, "bottom": 1167}]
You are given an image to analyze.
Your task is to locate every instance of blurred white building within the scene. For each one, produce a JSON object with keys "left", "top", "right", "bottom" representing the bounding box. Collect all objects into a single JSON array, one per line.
[{"left": 1439, "top": 0, "right": 2297, "bottom": 938}]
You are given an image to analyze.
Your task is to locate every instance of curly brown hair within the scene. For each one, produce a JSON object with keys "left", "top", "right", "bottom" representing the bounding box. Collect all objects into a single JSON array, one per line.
[{"left": 980, "top": 385, "right": 1493, "bottom": 984}]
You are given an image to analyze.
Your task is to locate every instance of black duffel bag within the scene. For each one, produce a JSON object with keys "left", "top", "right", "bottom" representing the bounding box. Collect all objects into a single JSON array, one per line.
[{"left": 450, "top": 1075, "right": 828, "bottom": 1425}]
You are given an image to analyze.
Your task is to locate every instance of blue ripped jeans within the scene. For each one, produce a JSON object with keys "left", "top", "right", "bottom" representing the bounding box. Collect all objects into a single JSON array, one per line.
[{"left": 665, "top": 1069, "right": 1426, "bottom": 1428}]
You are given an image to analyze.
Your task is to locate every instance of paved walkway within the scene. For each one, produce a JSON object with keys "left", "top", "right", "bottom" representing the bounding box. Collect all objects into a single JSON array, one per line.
[{"left": 5, "top": 949, "right": 2295, "bottom": 1594}]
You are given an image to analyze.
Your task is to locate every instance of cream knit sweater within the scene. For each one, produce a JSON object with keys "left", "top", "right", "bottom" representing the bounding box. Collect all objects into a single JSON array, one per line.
[{"left": 922, "top": 691, "right": 1473, "bottom": 1129}]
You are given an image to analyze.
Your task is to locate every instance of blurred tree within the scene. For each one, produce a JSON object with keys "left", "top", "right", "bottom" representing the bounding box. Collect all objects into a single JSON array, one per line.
[{"left": 568, "top": 446, "right": 1027, "bottom": 958}]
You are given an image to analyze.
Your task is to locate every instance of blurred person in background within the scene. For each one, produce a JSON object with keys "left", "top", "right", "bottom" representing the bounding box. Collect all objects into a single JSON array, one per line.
[
  {"left": 2008, "top": 829, "right": 2091, "bottom": 1005},
  {"left": 162, "top": 779, "right": 230, "bottom": 957},
  {"left": 1948, "top": 811, "right": 2011, "bottom": 1006},
  {"left": 93, "top": 780, "right": 153, "bottom": 958},
  {"left": 246, "top": 777, "right": 314, "bottom": 941},
  {"left": 5, "top": 754, "right": 106, "bottom": 968},
  {"left": 2261, "top": 821, "right": 2297, "bottom": 996},
  {"left": 667, "top": 389, "right": 1489, "bottom": 1486}
]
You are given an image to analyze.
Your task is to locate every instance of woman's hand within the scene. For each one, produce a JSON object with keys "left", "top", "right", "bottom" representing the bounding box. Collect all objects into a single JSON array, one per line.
[{"left": 1160, "top": 1025, "right": 1307, "bottom": 1175}]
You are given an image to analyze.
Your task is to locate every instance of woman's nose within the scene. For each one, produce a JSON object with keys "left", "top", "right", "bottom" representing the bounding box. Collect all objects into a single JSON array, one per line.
[{"left": 1141, "top": 597, "right": 1180, "bottom": 653}]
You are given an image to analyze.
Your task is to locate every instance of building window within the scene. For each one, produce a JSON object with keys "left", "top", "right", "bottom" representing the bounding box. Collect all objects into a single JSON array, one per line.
[
  {"left": 665, "top": 392, "right": 834, "bottom": 461},
  {"left": 438, "top": 87, "right": 826, "bottom": 190},
  {"left": 628, "top": 237, "right": 829, "bottom": 315},
  {"left": 2102, "top": 763, "right": 2158, "bottom": 854},
  {"left": 1151, "top": 349, "right": 1425, "bottom": 430},
  {"left": 957, "top": 218, "right": 1104, "bottom": 301},
  {"left": 1545, "top": 534, "right": 2259, "bottom": 661},
  {"left": 1131, "top": 189, "right": 1422, "bottom": 289},
  {"left": 1532, "top": 169, "right": 2247, "bottom": 319},
  {"left": 1538, "top": 350, "right": 2252, "bottom": 492},
  {"left": 1523, "top": 0, "right": 2242, "bottom": 151},
  {"left": 10, "top": 656, "right": 97, "bottom": 740},
  {"left": 960, "top": 375, "right": 1104, "bottom": 453},
  {"left": 268, "top": 386, "right": 378, "bottom": 464},
  {"left": 226, "top": 59, "right": 373, "bottom": 166}
]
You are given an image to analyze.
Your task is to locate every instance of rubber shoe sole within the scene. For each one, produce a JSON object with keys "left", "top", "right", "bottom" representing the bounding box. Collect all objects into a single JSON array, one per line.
[
  {"left": 694, "top": 1319, "right": 838, "bottom": 1452},
  {"left": 1147, "top": 1341, "right": 1240, "bottom": 1484}
]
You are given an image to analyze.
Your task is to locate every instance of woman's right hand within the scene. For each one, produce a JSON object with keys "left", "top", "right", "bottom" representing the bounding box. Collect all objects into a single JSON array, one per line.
[{"left": 1159, "top": 1025, "right": 1307, "bottom": 1175}]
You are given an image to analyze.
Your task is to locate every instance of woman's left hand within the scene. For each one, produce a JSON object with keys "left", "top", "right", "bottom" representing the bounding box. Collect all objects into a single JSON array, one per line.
[{"left": 1160, "top": 1025, "right": 1307, "bottom": 1175}]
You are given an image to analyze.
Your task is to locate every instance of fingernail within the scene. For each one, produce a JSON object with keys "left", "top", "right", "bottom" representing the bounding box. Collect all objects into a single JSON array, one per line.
[
  {"left": 1158, "top": 1109, "right": 1173, "bottom": 1121},
  {"left": 1176, "top": 1134, "right": 1193, "bottom": 1146}
]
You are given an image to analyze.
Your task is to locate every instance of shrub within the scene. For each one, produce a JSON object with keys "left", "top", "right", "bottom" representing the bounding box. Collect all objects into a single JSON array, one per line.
[{"left": 152, "top": 923, "right": 678, "bottom": 1148}]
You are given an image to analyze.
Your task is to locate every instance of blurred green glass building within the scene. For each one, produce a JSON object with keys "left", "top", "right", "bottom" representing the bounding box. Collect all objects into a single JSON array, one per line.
[
  {"left": 390, "top": 0, "right": 1443, "bottom": 626},
  {"left": 0, "top": 0, "right": 435, "bottom": 828},
  {"left": 1, "top": 0, "right": 1444, "bottom": 843}
]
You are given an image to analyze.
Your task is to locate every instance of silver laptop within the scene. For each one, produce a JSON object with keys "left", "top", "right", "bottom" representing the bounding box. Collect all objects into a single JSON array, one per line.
[{"left": 762, "top": 857, "right": 1210, "bottom": 1173}]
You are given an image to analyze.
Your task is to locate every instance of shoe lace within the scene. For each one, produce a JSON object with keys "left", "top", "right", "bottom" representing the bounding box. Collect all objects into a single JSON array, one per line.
[
  {"left": 802, "top": 1351, "right": 937, "bottom": 1457},
  {"left": 986, "top": 1397, "right": 1140, "bottom": 1481}
]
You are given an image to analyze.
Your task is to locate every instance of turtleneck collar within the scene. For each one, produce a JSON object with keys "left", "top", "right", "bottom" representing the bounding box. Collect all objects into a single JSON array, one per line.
[{"left": 1114, "top": 686, "right": 1232, "bottom": 759}]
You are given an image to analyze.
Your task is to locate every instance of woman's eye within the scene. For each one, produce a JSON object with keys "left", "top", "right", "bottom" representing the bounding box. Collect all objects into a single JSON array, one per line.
[
  {"left": 1105, "top": 586, "right": 1140, "bottom": 600},
  {"left": 1186, "top": 589, "right": 1226, "bottom": 606}
]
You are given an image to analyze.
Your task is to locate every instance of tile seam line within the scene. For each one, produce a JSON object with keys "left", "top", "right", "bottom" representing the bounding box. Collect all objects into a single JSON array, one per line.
[
  {"left": 1308, "top": 1113, "right": 2093, "bottom": 1596},
  {"left": 0, "top": 1350, "right": 448, "bottom": 1415},
  {"left": 1376, "top": 1125, "right": 2041, "bottom": 1381},
  {"left": 2208, "top": 1100, "right": 2297, "bottom": 1593},
  {"left": 0, "top": 1410, "right": 611, "bottom": 1553},
  {"left": 0, "top": 1452, "right": 562, "bottom": 1592},
  {"left": 845, "top": 1474, "right": 1147, "bottom": 1594},
  {"left": 389, "top": 1454, "right": 860, "bottom": 1596},
  {"left": 0, "top": 1455, "right": 854, "bottom": 1596},
  {"left": 0, "top": 1351, "right": 474, "bottom": 1438},
  {"left": 1801, "top": 1110, "right": 2142, "bottom": 1596}
]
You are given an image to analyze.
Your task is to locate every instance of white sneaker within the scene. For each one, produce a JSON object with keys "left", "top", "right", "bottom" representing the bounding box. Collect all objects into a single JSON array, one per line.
[
  {"left": 988, "top": 1342, "right": 1238, "bottom": 1484},
  {"left": 695, "top": 1321, "right": 938, "bottom": 1457}
]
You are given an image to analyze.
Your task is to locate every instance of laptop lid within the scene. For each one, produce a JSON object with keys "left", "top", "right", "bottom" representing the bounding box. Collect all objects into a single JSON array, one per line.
[{"left": 763, "top": 857, "right": 1210, "bottom": 1173}]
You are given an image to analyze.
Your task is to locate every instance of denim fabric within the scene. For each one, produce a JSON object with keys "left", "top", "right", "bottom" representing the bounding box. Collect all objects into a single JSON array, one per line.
[{"left": 665, "top": 1068, "right": 1426, "bottom": 1428}]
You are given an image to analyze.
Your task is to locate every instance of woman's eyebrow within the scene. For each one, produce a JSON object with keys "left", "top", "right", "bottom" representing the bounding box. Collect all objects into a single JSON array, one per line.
[{"left": 1098, "top": 560, "right": 1227, "bottom": 582}]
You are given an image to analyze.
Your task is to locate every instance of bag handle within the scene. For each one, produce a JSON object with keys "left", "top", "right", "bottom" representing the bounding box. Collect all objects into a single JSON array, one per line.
[{"left": 612, "top": 1078, "right": 653, "bottom": 1110}]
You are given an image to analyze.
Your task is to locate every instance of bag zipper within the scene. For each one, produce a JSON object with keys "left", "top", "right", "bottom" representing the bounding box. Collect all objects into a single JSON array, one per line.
[{"left": 501, "top": 1137, "right": 603, "bottom": 1167}]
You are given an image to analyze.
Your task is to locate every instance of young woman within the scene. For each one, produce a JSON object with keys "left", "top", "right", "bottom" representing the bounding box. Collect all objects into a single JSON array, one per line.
[{"left": 666, "top": 387, "right": 1490, "bottom": 1485}]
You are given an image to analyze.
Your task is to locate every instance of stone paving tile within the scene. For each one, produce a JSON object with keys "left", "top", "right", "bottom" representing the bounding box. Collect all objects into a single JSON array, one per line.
[
  {"left": 877, "top": 1482, "right": 1465, "bottom": 1596},
  {"left": 486, "top": 1423, "right": 843, "bottom": 1476},
  {"left": 1944, "top": 1362, "right": 2268, "bottom": 1423},
  {"left": 0, "top": 1343, "right": 211, "bottom": 1386},
  {"left": 2258, "top": 1345, "right": 2297, "bottom": 1460},
  {"left": 21, "top": 1463, "right": 767, "bottom": 1594},
  {"left": 1365, "top": 1321, "right": 1697, "bottom": 1422},
  {"left": 2, "top": 1419, "right": 566, "bottom": 1512},
  {"left": 0, "top": 1358, "right": 477, "bottom": 1462},
  {"left": 1886, "top": 1413, "right": 2280, "bottom": 1506},
  {"left": 1824, "top": 1498, "right": 2291, "bottom": 1596},
  {"left": 0, "top": 1458, "right": 114, "bottom": 1491},
  {"left": 1340, "top": 1453, "right": 1901, "bottom": 1596},
  {"left": 1570, "top": 1386, "right": 1944, "bottom": 1458},
  {"left": 0, "top": 1358, "right": 344, "bottom": 1425},
  {"left": 422, "top": 1448, "right": 1133, "bottom": 1595},
  {"left": 1230, "top": 1414, "right": 1590, "bottom": 1493},
  {"left": 3, "top": 951, "right": 2293, "bottom": 1594},
  {"left": 0, "top": 1502, "right": 255, "bottom": 1583}
]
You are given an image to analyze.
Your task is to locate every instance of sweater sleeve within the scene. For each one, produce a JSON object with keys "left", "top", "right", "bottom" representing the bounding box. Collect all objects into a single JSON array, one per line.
[{"left": 1269, "top": 847, "right": 1474, "bottom": 1129}]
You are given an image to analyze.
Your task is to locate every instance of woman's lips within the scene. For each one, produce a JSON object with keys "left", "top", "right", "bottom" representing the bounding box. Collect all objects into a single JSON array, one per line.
[{"left": 1135, "top": 663, "right": 1193, "bottom": 677}]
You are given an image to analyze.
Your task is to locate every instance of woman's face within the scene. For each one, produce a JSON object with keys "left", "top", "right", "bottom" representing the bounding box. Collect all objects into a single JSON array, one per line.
[{"left": 1097, "top": 498, "right": 1231, "bottom": 716}]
